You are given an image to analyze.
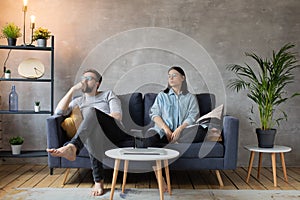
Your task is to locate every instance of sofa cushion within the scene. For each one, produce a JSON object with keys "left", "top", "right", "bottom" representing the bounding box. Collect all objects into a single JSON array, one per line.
[
  {"left": 143, "top": 93, "right": 157, "bottom": 126},
  {"left": 166, "top": 142, "right": 224, "bottom": 158},
  {"left": 196, "top": 93, "right": 215, "bottom": 117},
  {"left": 118, "top": 93, "right": 144, "bottom": 131}
]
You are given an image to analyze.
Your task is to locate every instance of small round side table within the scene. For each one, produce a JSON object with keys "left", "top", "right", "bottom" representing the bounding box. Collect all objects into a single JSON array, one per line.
[{"left": 244, "top": 145, "right": 292, "bottom": 187}]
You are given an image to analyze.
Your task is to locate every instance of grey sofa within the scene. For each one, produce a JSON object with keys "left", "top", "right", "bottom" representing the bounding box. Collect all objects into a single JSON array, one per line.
[{"left": 46, "top": 93, "right": 239, "bottom": 186}]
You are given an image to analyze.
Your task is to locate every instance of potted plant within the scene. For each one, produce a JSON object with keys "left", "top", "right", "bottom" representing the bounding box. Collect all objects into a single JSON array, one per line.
[
  {"left": 227, "top": 43, "right": 300, "bottom": 148},
  {"left": 9, "top": 136, "right": 24, "bottom": 155},
  {"left": 4, "top": 69, "right": 11, "bottom": 79},
  {"left": 1, "top": 22, "right": 22, "bottom": 46},
  {"left": 34, "top": 101, "right": 40, "bottom": 112},
  {"left": 32, "top": 27, "right": 51, "bottom": 47}
]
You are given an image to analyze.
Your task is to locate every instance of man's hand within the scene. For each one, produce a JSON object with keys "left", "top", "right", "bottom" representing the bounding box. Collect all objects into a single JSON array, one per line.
[
  {"left": 72, "top": 81, "right": 84, "bottom": 92},
  {"left": 55, "top": 81, "right": 84, "bottom": 112}
]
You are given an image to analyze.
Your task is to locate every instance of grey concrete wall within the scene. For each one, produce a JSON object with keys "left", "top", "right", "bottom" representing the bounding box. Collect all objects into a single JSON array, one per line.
[{"left": 0, "top": 0, "right": 299, "bottom": 166}]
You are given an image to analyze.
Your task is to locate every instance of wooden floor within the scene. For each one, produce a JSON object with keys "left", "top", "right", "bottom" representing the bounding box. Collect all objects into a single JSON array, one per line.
[{"left": 0, "top": 164, "right": 299, "bottom": 198}]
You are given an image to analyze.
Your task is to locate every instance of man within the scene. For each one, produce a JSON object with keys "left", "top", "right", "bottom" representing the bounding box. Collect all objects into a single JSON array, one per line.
[{"left": 47, "top": 69, "right": 129, "bottom": 196}]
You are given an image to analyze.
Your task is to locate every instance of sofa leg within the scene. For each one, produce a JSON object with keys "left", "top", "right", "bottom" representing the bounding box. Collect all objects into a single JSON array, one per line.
[
  {"left": 50, "top": 168, "right": 54, "bottom": 175},
  {"left": 62, "top": 168, "right": 71, "bottom": 186},
  {"left": 215, "top": 170, "right": 224, "bottom": 187}
]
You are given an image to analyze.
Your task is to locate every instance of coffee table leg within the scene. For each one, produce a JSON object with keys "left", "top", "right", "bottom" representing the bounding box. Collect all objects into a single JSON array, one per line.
[
  {"left": 271, "top": 153, "right": 277, "bottom": 187},
  {"left": 110, "top": 159, "right": 120, "bottom": 200},
  {"left": 280, "top": 152, "right": 288, "bottom": 182},
  {"left": 163, "top": 160, "right": 171, "bottom": 195},
  {"left": 246, "top": 151, "right": 255, "bottom": 183},
  {"left": 122, "top": 160, "right": 129, "bottom": 193},
  {"left": 156, "top": 160, "right": 164, "bottom": 200},
  {"left": 257, "top": 152, "right": 263, "bottom": 179}
]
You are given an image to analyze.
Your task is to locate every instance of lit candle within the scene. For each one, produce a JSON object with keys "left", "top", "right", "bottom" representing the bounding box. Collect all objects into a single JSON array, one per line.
[
  {"left": 30, "top": 15, "right": 35, "bottom": 23},
  {"left": 30, "top": 15, "right": 35, "bottom": 29},
  {"left": 23, "top": 0, "right": 28, "bottom": 11}
]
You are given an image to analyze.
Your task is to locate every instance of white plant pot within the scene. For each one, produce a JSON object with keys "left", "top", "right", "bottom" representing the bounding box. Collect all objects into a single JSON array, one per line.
[
  {"left": 37, "top": 39, "right": 47, "bottom": 47},
  {"left": 11, "top": 145, "right": 22, "bottom": 155},
  {"left": 5, "top": 73, "right": 11, "bottom": 79},
  {"left": 34, "top": 105, "right": 40, "bottom": 112}
]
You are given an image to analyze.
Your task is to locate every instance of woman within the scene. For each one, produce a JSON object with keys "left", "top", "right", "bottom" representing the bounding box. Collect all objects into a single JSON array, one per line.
[{"left": 144, "top": 66, "right": 201, "bottom": 147}]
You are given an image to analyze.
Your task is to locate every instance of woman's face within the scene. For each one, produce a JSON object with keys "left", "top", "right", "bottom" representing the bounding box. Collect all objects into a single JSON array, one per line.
[{"left": 168, "top": 69, "right": 185, "bottom": 88}]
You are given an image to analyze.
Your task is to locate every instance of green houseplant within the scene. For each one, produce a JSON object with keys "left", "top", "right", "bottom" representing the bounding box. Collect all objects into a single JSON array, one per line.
[
  {"left": 33, "top": 27, "right": 51, "bottom": 47},
  {"left": 9, "top": 136, "right": 24, "bottom": 145},
  {"left": 1, "top": 22, "right": 22, "bottom": 46},
  {"left": 227, "top": 43, "right": 300, "bottom": 147},
  {"left": 9, "top": 136, "right": 24, "bottom": 155}
]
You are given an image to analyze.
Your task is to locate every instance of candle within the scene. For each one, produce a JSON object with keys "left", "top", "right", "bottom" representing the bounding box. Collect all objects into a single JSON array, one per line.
[
  {"left": 30, "top": 15, "right": 35, "bottom": 29},
  {"left": 30, "top": 15, "right": 35, "bottom": 23},
  {"left": 23, "top": 0, "right": 28, "bottom": 11}
]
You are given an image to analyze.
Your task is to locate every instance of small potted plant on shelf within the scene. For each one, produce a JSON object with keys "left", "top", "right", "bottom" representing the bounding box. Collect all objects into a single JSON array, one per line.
[
  {"left": 4, "top": 69, "right": 11, "bottom": 79},
  {"left": 32, "top": 27, "right": 51, "bottom": 47},
  {"left": 9, "top": 136, "right": 24, "bottom": 155},
  {"left": 1, "top": 22, "right": 22, "bottom": 46},
  {"left": 34, "top": 101, "right": 40, "bottom": 112}
]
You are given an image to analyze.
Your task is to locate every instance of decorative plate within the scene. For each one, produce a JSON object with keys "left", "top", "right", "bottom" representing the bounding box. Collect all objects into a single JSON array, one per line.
[{"left": 18, "top": 58, "right": 45, "bottom": 79}]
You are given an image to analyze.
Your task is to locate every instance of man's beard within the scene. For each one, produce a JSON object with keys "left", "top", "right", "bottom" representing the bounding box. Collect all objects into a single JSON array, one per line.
[{"left": 82, "top": 85, "right": 93, "bottom": 93}]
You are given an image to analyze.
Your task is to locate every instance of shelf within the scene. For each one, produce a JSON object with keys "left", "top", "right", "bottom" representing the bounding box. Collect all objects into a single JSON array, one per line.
[
  {"left": 0, "top": 78, "right": 52, "bottom": 82},
  {"left": 0, "top": 45, "right": 53, "bottom": 51},
  {"left": 0, "top": 36, "right": 55, "bottom": 158},
  {"left": 0, "top": 110, "right": 52, "bottom": 114},
  {"left": 0, "top": 150, "right": 48, "bottom": 158}
]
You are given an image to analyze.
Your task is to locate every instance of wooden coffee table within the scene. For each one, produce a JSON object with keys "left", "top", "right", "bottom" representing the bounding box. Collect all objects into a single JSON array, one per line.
[
  {"left": 105, "top": 147, "right": 179, "bottom": 200},
  {"left": 244, "top": 145, "right": 292, "bottom": 187}
]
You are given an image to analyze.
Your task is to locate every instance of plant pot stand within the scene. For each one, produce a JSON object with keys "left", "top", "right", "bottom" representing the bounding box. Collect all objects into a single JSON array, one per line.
[{"left": 244, "top": 145, "right": 292, "bottom": 187}]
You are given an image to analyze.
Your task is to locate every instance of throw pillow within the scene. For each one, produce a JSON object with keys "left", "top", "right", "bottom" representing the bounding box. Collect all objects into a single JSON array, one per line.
[{"left": 61, "top": 106, "right": 83, "bottom": 138}]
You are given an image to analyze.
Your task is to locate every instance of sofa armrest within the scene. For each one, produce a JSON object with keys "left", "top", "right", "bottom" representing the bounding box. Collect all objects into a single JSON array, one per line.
[
  {"left": 222, "top": 115, "right": 239, "bottom": 169},
  {"left": 46, "top": 114, "right": 68, "bottom": 149}
]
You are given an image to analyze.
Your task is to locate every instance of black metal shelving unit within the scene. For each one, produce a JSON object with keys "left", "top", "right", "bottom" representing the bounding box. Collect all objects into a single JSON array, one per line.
[{"left": 0, "top": 36, "right": 54, "bottom": 158}]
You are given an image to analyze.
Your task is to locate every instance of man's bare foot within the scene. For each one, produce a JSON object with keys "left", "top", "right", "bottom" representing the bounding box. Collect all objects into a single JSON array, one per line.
[
  {"left": 46, "top": 144, "right": 77, "bottom": 161},
  {"left": 91, "top": 180, "right": 104, "bottom": 196}
]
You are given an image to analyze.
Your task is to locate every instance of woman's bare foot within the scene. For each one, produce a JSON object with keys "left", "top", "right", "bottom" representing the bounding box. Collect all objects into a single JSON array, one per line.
[
  {"left": 91, "top": 180, "right": 104, "bottom": 196},
  {"left": 46, "top": 144, "right": 77, "bottom": 161}
]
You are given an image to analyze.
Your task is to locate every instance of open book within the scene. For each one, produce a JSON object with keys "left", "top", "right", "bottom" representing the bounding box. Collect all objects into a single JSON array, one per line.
[{"left": 196, "top": 104, "right": 224, "bottom": 129}]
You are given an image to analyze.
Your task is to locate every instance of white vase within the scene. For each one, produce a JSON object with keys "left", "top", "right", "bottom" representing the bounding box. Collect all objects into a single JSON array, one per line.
[
  {"left": 4, "top": 73, "right": 11, "bottom": 79},
  {"left": 34, "top": 105, "right": 40, "bottom": 112},
  {"left": 37, "top": 39, "right": 47, "bottom": 47},
  {"left": 11, "top": 145, "right": 22, "bottom": 155}
]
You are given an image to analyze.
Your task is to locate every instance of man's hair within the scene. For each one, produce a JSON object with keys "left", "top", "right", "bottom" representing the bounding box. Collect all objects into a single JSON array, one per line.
[{"left": 83, "top": 69, "right": 102, "bottom": 83}]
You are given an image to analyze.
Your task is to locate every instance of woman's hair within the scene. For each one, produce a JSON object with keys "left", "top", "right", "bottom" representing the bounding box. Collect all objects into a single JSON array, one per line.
[{"left": 163, "top": 66, "right": 189, "bottom": 94}]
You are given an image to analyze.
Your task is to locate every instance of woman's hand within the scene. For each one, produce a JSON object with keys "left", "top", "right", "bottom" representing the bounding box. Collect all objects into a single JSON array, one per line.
[
  {"left": 164, "top": 128, "right": 173, "bottom": 142},
  {"left": 171, "top": 127, "right": 183, "bottom": 143},
  {"left": 171, "top": 123, "right": 188, "bottom": 143}
]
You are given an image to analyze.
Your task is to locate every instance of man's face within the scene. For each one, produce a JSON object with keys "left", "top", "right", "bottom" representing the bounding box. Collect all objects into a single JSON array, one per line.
[{"left": 80, "top": 72, "right": 99, "bottom": 94}]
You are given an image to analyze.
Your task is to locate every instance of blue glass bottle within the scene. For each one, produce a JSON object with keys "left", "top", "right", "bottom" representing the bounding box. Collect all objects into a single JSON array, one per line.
[{"left": 9, "top": 85, "right": 18, "bottom": 111}]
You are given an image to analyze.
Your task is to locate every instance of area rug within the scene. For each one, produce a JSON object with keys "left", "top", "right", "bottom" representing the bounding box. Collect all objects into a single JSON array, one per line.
[{"left": 2, "top": 188, "right": 300, "bottom": 200}]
